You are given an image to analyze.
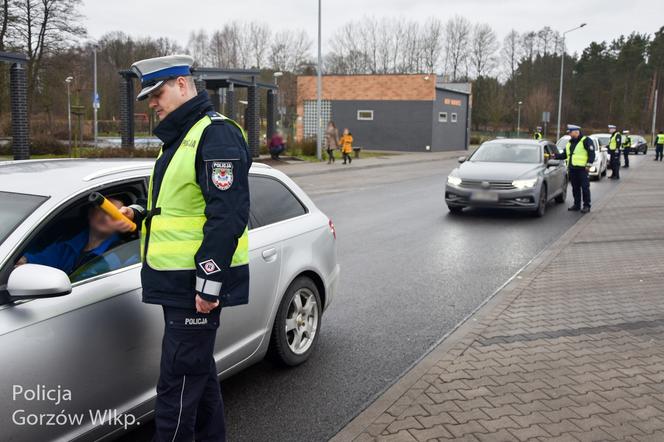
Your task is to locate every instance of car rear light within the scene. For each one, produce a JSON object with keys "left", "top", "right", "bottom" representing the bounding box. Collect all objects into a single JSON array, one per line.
[{"left": 328, "top": 219, "right": 336, "bottom": 240}]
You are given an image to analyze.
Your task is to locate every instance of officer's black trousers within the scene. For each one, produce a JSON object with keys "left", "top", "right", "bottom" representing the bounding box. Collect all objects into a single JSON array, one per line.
[
  {"left": 609, "top": 150, "right": 620, "bottom": 178},
  {"left": 656, "top": 145, "right": 663, "bottom": 161},
  {"left": 569, "top": 167, "right": 591, "bottom": 209},
  {"left": 154, "top": 306, "right": 225, "bottom": 442},
  {"left": 623, "top": 147, "right": 631, "bottom": 167}
]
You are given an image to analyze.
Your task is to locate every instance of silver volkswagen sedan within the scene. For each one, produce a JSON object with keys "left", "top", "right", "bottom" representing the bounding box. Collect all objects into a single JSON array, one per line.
[
  {"left": 445, "top": 139, "right": 568, "bottom": 217},
  {"left": 0, "top": 159, "right": 339, "bottom": 442}
]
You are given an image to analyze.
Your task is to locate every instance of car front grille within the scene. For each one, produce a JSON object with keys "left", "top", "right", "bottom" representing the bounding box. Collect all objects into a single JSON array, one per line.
[{"left": 459, "top": 180, "right": 516, "bottom": 190}]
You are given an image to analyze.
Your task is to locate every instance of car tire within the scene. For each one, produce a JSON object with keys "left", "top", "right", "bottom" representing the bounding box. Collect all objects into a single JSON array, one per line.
[
  {"left": 533, "top": 185, "right": 547, "bottom": 217},
  {"left": 554, "top": 180, "right": 566, "bottom": 204},
  {"left": 268, "top": 276, "right": 322, "bottom": 367},
  {"left": 448, "top": 205, "right": 464, "bottom": 214}
]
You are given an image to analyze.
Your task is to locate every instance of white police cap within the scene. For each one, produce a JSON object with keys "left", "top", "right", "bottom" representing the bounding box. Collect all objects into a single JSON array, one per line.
[
  {"left": 608, "top": 124, "right": 616, "bottom": 129},
  {"left": 130, "top": 54, "right": 194, "bottom": 101},
  {"left": 566, "top": 124, "right": 581, "bottom": 132},
  {"left": 622, "top": 129, "right": 630, "bottom": 134}
]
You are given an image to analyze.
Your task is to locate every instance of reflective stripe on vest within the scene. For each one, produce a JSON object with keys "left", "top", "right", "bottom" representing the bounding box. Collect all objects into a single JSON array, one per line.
[
  {"left": 140, "top": 112, "right": 249, "bottom": 271},
  {"left": 609, "top": 132, "right": 619, "bottom": 150},
  {"left": 657, "top": 134, "right": 664, "bottom": 144},
  {"left": 566, "top": 136, "right": 589, "bottom": 167}
]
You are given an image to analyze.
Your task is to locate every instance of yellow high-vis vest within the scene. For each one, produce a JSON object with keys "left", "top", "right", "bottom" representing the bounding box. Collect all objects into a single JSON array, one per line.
[
  {"left": 140, "top": 113, "right": 249, "bottom": 271},
  {"left": 656, "top": 134, "right": 664, "bottom": 144},
  {"left": 566, "top": 136, "right": 590, "bottom": 167},
  {"left": 609, "top": 132, "right": 620, "bottom": 151}
]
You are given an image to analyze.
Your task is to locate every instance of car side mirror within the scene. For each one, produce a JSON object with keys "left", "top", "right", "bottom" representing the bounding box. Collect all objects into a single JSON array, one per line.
[
  {"left": 547, "top": 159, "right": 562, "bottom": 167},
  {"left": 8, "top": 264, "right": 72, "bottom": 300},
  {"left": 458, "top": 156, "right": 467, "bottom": 164}
]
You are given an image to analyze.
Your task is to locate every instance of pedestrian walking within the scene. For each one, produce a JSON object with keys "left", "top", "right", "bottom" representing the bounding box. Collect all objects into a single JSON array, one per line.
[
  {"left": 115, "top": 54, "right": 251, "bottom": 442},
  {"left": 622, "top": 130, "right": 632, "bottom": 168},
  {"left": 655, "top": 129, "right": 664, "bottom": 162},
  {"left": 340, "top": 129, "right": 353, "bottom": 164},
  {"left": 325, "top": 121, "right": 339, "bottom": 164},
  {"left": 555, "top": 124, "right": 595, "bottom": 213},
  {"left": 607, "top": 124, "right": 622, "bottom": 179}
]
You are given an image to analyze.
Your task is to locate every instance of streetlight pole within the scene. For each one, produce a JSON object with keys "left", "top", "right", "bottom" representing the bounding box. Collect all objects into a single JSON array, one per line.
[
  {"left": 65, "top": 76, "right": 73, "bottom": 155},
  {"left": 316, "top": 0, "right": 323, "bottom": 161},
  {"left": 93, "top": 46, "right": 99, "bottom": 148},
  {"left": 556, "top": 23, "right": 586, "bottom": 140},
  {"left": 517, "top": 101, "right": 523, "bottom": 137},
  {"left": 273, "top": 71, "right": 283, "bottom": 128}
]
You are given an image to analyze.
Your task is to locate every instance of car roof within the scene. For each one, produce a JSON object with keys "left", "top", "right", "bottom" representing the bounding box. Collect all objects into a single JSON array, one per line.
[
  {"left": 484, "top": 138, "right": 547, "bottom": 145},
  {"left": 0, "top": 158, "right": 274, "bottom": 199}
]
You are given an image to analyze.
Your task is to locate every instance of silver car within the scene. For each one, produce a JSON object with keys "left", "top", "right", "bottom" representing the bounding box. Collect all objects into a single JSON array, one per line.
[
  {"left": 0, "top": 159, "right": 339, "bottom": 442},
  {"left": 445, "top": 139, "right": 568, "bottom": 217}
]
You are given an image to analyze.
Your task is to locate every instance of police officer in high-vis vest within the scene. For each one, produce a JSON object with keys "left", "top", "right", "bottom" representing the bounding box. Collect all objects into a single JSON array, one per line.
[
  {"left": 555, "top": 124, "right": 595, "bottom": 213},
  {"left": 622, "top": 129, "right": 632, "bottom": 168},
  {"left": 114, "top": 55, "right": 250, "bottom": 441},
  {"left": 533, "top": 126, "right": 543, "bottom": 140},
  {"left": 607, "top": 124, "right": 622, "bottom": 179},
  {"left": 655, "top": 129, "right": 664, "bottom": 162}
]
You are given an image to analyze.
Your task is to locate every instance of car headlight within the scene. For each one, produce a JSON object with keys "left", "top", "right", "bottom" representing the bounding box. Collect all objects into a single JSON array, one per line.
[
  {"left": 447, "top": 175, "right": 462, "bottom": 186},
  {"left": 512, "top": 178, "right": 538, "bottom": 189},
  {"left": 589, "top": 166, "right": 597, "bottom": 172}
]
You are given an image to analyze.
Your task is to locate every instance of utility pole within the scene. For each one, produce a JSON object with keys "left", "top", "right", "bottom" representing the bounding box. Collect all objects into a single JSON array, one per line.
[
  {"left": 652, "top": 89, "right": 658, "bottom": 144},
  {"left": 316, "top": 0, "right": 323, "bottom": 161},
  {"left": 65, "top": 76, "right": 73, "bottom": 155},
  {"left": 93, "top": 47, "right": 99, "bottom": 148},
  {"left": 517, "top": 101, "right": 523, "bottom": 137},
  {"left": 556, "top": 23, "right": 586, "bottom": 140}
]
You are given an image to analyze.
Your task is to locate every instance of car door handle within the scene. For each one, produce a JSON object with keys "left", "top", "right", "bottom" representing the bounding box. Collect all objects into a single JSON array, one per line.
[{"left": 262, "top": 248, "right": 278, "bottom": 262}]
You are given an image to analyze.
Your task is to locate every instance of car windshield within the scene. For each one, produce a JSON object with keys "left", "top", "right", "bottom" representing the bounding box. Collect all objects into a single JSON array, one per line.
[
  {"left": 0, "top": 191, "right": 47, "bottom": 246},
  {"left": 596, "top": 136, "right": 610, "bottom": 146},
  {"left": 470, "top": 142, "right": 541, "bottom": 164}
]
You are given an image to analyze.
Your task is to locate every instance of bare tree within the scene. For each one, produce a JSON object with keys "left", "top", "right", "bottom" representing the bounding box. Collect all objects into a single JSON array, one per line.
[
  {"left": 421, "top": 18, "right": 443, "bottom": 74},
  {"left": 501, "top": 30, "right": 520, "bottom": 80},
  {"left": 521, "top": 31, "right": 537, "bottom": 63},
  {"left": 470, "top": 23, "right": 498, "bottom": 78},
  {"left": 443, "top": 15, "right": 471, "bottom": 81},
  {"left": 248, "top": 21, "right": 270, "bottom": 69},
  {"left": 269, "top": 29, "right": 312, "bottom": 72},
  {"left": 187, "top": 29, "right": 210, "bottom": 65},
  {"left": 11, "top": 0, "right": 86, "bottom": 104}
]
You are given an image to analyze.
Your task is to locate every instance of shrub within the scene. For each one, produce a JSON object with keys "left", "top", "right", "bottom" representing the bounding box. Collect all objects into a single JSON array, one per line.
[{"left": 1, "top": 134, "right": 68, "bottom": 156}]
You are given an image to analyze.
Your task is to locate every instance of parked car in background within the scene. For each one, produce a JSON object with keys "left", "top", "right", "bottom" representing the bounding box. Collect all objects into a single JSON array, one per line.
[
  {"left": 0, "top": 159, "right": 339, "bottom": 442},
  {"left": 629, "top": 135, "right": 648, "bottom": 155},
  {"left": 556, "top": 134, "right": 608, "bottom": 180},
  {"left": 445, "top": 139, "right": 568, "bottom": 217}
]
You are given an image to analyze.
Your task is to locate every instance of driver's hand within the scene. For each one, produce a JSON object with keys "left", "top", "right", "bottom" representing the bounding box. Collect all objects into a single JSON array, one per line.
[
  {"left": 110, "top": 207, "right": 136, "bottom": 233},
  {"left": 195, "top": 294, "right": 220, "bottom": 314}
]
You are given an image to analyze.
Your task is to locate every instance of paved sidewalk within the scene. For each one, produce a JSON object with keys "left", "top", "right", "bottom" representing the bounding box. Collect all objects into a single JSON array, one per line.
[
  {"left": 332, "top": 157, "right": 664, "bottom": 442},
  {"left": 258, "top": 150, "right": 468, "bottom": 177}
]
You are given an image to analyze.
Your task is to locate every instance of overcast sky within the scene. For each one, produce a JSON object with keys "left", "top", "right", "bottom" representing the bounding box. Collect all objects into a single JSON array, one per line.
[{"left": 82, "top": 0, "right": 661, "bottom": 57}]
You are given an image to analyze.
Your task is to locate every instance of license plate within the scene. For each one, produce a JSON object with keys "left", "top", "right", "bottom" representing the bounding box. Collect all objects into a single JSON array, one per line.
[{"left": 471, "top": 191, "right": 499, "bottom": 202}]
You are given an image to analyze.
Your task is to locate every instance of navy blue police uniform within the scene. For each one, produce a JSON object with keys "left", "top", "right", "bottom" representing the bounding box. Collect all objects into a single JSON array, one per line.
[
  {"left": 129, "top": 56, "right": 250, "bottom": 442},
  {"left": 555, "top": 125, "right": 595, "bottom": 213}
]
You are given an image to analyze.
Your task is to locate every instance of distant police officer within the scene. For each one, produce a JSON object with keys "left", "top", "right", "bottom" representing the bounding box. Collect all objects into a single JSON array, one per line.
[
  {"left": 655, "top": 129, "right": 664, "bottom": 162},
  {"left": 533, "top": 126, "right": 543, "bottom": 140},
  {"left": 607, "top": 124, "right": 622, "bottom": 179},
  {"left": 114, "top": 55, "right": 251, "bottom": 441},
  {"left": 622, "top": 129, "right": 632, "bottom": 168},
  {"left": 556, "top": 124, "right": 595, "bottom": 213}
]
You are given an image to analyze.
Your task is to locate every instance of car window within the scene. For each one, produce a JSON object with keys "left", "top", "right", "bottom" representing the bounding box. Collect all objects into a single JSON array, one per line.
[
  {"left": 16, "top": 180, "right": 145, "bottom": 283},
  {"left": 470, "top": 142, "right": 541, "bottom": 164},
  {"left": 0, "top": 191, "right": 47, "bottom": 246},
  {"left": 249, "top": 175, "right": 307, "bottom": 228}
]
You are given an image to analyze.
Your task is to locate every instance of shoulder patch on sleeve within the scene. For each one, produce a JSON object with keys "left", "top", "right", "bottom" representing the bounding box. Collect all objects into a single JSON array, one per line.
[{"left": 211, "top": 161, "right": 234, "bottom": 190}]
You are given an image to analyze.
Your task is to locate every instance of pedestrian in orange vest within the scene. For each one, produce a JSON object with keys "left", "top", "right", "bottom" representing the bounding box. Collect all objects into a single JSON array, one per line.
[{"left": 340, "top": 129, "right": 353, "bottom": 165}]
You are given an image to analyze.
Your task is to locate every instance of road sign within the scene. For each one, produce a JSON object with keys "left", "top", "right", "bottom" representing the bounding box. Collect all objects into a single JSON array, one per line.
[
  {"left": 93, "top": 92, "right": 100, "bottom": 109},
  {"left": 542, "top": 111, "right": 550, "bottom": 123}
]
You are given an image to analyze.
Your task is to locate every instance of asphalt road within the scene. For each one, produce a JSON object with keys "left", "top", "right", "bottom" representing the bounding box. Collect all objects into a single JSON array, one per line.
[{"left": 122, "top": 153, "right": 645, "bottom": 442}]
